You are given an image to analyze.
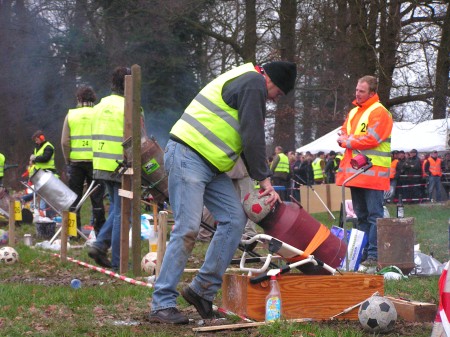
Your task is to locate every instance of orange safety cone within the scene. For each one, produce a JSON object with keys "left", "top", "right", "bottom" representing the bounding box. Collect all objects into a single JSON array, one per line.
[{"left": 431, "top": 261, "right": 450, "bottom": 337}]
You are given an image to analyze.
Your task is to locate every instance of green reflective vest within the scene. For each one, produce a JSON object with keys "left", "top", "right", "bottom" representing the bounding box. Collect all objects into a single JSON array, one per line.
[
  {"left": 68, "top": 107, "right": 94, "bottom": 161},
  {"left": 273, "top": 153, "right": 290, "bottom": 173},
  {"left": 170, "top": 63, "right": 258, "bottom": 172},
  {"left": 92, "top": 95, "right": 124, "bottom": 172},
  {"left": 347, "top": 102, "right": 391, "bottom": 168},
  {"left": 34, "top": 142, "right": 56, "bottom": 171},
  {"left": 0, "top": 153, "right": 4, "bottom": 177}
]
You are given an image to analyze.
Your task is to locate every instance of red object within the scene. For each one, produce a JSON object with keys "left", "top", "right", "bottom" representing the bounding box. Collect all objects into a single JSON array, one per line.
[{"left": 258, "top": 202, "right": 347, "bottom": 275}]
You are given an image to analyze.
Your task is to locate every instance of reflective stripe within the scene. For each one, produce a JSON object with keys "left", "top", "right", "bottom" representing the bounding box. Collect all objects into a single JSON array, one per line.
[
  {"left": 360, "top": 149, "right": 391, "bottom": 157},
  {"left": 180, "top": 114, "right": 238, "bottom": 162},
  {"left": 92, "top": 135, "right": 123, "bottom": 142},
  {"left": 93, "top": 152, "right": 123, "bottom": 160},
  {"left": 71, "top": 147, "right": 92, "bottom": 153},
  {"left": 339, "top": 166, "right": 390, "bottom": 178},
  {"left": 195, "top": 93, "right": 240, "bottom": 132}
]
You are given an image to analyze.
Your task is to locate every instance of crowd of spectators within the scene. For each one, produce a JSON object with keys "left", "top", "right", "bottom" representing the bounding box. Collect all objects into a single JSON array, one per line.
[{"left": 270, "top": 147, "right": 450, "bottom": 204}]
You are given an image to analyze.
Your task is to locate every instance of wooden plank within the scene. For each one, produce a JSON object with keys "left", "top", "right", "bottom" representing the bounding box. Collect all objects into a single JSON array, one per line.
[
  {"left": 387, "top": 296, "right": 437, "bottom": 322},
  {"left": 192, "top": 318, "right": 313, "bottom": 332},
  {"left": 222, "top": 273, "right": 384, "bottom": 321}
]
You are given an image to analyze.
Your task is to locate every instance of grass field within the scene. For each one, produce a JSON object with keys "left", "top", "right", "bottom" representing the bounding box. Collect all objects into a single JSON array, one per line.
[{"left": 0, "top": 200, "right": 448, "bottom": 336}]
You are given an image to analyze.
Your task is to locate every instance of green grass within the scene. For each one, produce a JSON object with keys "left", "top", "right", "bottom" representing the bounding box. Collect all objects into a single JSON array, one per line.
[{"left": 0, "top": 200, "right": 448, "bottom": 336}]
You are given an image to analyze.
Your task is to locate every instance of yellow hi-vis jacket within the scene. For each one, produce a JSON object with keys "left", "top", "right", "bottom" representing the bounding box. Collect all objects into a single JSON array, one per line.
[
  {"left": 92, "top": 95, "right": 124, "bottom": 172},
  {"left": 170, "top": 63, "right": 257, "bottom": 172},
  {"left": 34, "top": 141, "right": 56, "bottom": 171},
  {"left": 0, "top": 153, "right": 4, "bottom": 178},
  {"left": 68, "top": 106, "right": 94, "bottom": 161}
]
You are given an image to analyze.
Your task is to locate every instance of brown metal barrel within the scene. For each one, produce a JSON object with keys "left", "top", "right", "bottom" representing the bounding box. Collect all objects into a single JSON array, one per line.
[
  {"left": 130, "top": 137, "right": 169, "bottom": 204},
  {"left": 377, "top": 217, "right": 415, "bottom": 274},
  {"left": 259, "top": 202, "right": 347, "bottom": 275}
]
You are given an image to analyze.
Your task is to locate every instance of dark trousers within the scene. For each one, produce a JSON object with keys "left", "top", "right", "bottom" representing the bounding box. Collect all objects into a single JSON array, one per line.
[
  {"left": 272, "top": 176, "right": 290, "bottom": 201},
  {"left": 68, "top": 162, "right": 106, "bottom": 234}
]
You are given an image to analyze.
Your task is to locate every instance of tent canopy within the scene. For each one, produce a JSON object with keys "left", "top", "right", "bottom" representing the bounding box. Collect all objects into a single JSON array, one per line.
[{"left": 296, "top": 118, "right": 450, "bottom": 155}]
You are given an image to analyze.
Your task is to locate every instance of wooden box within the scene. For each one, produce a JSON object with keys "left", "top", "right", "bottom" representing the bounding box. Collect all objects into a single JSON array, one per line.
[
  {"left": 222, "top": 273, "right": 384, "bottom": 321},
  {"left": 387, "top": 297, "right": 437, "bottom": 322}
]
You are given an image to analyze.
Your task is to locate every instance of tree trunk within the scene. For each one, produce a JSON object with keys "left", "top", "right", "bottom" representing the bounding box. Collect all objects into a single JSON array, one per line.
[
  {"left": 273, "top": 0, "right": 297, "bottom": 152},
  {"left": 433, "top": 3, "right": 450, "bottom": 120}
]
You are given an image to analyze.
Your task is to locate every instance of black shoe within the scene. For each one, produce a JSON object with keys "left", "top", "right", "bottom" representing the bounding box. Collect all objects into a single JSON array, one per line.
[
  {"left": 87, "top": 246, "right": 112, "bottom": 268},
  {"left": 181, "top": 286, "right": 213, "bottom": 319},
  {"left": 148, "top": 307, "right": 189, "bottom": 324}
]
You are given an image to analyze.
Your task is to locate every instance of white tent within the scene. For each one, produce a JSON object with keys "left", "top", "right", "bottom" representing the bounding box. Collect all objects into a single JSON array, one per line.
[{"left": 296, "top": 118, "right": 450, "bottom": 154}]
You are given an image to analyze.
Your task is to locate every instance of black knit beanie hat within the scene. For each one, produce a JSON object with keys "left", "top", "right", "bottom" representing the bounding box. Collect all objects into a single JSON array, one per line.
[{"left": 262, "top": 61, "right": 297, "bottom": 95}]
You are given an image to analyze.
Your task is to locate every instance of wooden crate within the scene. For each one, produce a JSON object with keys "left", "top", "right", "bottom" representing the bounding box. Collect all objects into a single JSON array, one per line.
[
  {"left": 222, "top": 273, "right": 384, "bottom": 321},
  {"left": 387, "top": 297, "right": 437, "bottom": 322}
]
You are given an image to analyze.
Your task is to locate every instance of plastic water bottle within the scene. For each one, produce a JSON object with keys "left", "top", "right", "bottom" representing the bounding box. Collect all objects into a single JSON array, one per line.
[
  {"left": 70, "top": 279, "right": 82, "bottom": 289},
  {"left": 265, "top": 275, "right": 282, "bottom": 322}
]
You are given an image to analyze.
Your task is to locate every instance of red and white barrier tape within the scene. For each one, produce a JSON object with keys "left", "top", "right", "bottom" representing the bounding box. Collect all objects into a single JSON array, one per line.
[
  {"left": 395, "top": 183, "right": 427, "bottom": 188},
  {"left": 52, "top": 253, "right": 153, "bottom": 288}
]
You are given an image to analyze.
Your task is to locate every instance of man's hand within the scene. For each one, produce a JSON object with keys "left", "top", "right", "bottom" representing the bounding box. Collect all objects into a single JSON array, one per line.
[
  {"left": 337, "top": 135, "right": 348, "bottom": 148},
  {"left": 29, "top": 155, "right": 36, "bottom": 162},
  {"left": 258, "top": 178, "right": 281, "bottom": 207}
]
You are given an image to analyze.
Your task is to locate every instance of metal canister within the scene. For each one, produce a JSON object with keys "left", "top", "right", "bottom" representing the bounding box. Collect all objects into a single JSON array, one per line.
[{"left": 24, "top": 233, "right": 32, "bottom": 246}]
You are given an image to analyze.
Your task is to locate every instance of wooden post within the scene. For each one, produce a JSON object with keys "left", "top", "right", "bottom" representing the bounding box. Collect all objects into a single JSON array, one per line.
[
  {"left": 120, "top": 64, "right": 142, "bottom": 275},
  {"left": 60, "top": 211, "right": 68, "bottom": 262},
  {"left": 8, "top": 199, "right": 15, "bottom": 247},
  {"left": 156, "top": 211, "right": 167, "bottom": 277},
  {"left": 130, "top": 65, "right": 142, "bottom": 276},
  {"left": 120, "top": 75, "right": 133, "bottom": 274}
]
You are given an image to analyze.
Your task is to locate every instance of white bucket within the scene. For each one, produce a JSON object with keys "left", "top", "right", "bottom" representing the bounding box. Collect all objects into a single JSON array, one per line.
[{"left": 30, "top": 169, "right": 77, "bottom": 213}]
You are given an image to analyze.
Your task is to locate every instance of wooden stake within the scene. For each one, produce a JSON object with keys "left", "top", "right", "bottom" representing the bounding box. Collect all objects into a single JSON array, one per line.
[
  {"left": 8, "top": 199, "right": 15, "bottom": 247},
  {"left": 155, "top": 211, "right": 167, "bottom": 276},
  {"left": 60, "top": 211, "right": 68, "bottom": 262}
]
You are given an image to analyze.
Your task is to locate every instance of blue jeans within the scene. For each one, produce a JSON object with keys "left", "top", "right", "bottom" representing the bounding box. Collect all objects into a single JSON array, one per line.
[
  {"left": 93, "top": 181, "right": 121, "bottom": 269},
  {"left": 350, "top": 187, "right": 384, "bottom": 260},
  {"left": 428, "top": 176, "right": 442, "bottom": 202},
  {"left": 151, "top": 140, "right": 247, "bottom": 311}
]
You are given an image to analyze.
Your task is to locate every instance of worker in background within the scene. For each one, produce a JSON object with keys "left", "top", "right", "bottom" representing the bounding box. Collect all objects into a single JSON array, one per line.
[
  {"left": 149, "top": 61, "right": 296, "bottom": 324},
  {"left": 0, "top": 152, "right": 4, "bottom": 187},
  {"left": 312, "top": 151, "right": 326, "bottom": 184},
  {"left": 424, "top": 150, "right": 442, "bottom": 202},
  {"left": 336, "top": 75, "right": 393, "bottom": 267},
  {"left": 324, "top": 150, "right": 338, "bottom": 184},
  {"left": 270, "top": 145, "right": 291, "bottom": 201},
  {"left": 61, "top": 86, "right": 106, "bottom": 237},
  {"left": 30, "top": 130, "right": 58, "bottom": 217},
  {"left": 87, "top": 66, "right": 131, "bottom": 270},
  {"left": 385, "top": 150, "right": 399, "bottom": 202}
]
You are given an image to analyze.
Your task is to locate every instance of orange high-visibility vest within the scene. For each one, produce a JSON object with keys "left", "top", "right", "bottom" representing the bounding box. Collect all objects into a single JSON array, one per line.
[{"left": 428, "top": 157, "right": 442, "bottom": 177}]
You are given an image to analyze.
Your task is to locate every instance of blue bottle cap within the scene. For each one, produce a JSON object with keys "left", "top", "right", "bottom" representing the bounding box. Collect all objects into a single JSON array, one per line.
[{"left": 70, "top": 279, "right": 81, "bottom": 289}]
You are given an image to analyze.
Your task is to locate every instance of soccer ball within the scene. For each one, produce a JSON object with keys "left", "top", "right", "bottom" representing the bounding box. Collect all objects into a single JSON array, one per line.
[
  {"left": 243, "top": 189, "right": 272, "bottom": 223},
  {"left": 0, "top": 229, "right": 8, "bottom": 245},
  {"left": 0, "top": 246, "right": 19, "bottom": 265},
  {"left": 358, "top": 295, "right": 397, "bottom": 333},
  {"left": 141, "top": 252, "right": 157, "bottom": 275}
]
